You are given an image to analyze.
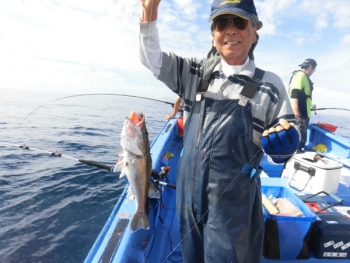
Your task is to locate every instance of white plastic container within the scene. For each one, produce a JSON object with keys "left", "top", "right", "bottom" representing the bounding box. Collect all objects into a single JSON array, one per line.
[{"left": 281, "top": 152, "right": 343, "bottom": 194}]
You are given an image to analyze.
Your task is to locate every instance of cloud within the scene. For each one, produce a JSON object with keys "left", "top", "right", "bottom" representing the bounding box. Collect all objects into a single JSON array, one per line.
[
  {"left": 315, "top": 13, "right": 328, "bottom": 31},
  {"left": 0, "top": 0, "right": 145, "bottom": 92},
  {"left": 298, "top": 0, "right": 350, "bottom": 30},
  {"left": 296, "top": 37, "right": 305, "bottom": 46},
  {"left": 156, "top": 2, "right": 211, "bottom": 57},
  {"left": 330, "top": 1, "right": 350, "bottom": 29},
  {"left": 342, "top": 34, "right": 350, "bottom": 44},
  {"left": 173, "top": 0, "right": 201, "bottom": 17},
  {"left": 0, "top": 0, "right": 210, "bottom": 96},
  {"left": 1, "top": 0, "right": 350, "bottom": 113},
  {"left": 310, "top": 38, "right": 350, "bottom": 96},
  {"left": 255, "top": 0, "right": 295, "bottom": 36}
]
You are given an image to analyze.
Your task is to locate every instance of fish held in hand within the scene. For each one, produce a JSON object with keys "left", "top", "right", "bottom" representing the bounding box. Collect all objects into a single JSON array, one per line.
[{"left": 114, "top": 111, "right": 158, "bottom": 231}]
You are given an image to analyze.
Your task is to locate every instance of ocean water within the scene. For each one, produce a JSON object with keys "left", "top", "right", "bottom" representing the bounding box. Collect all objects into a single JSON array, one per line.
[
  {"left": 0, "top": 88, "right": 167, "bottom": 263},
  {"left": 1, "top": 88, "right": 349, "bottom": 263}
]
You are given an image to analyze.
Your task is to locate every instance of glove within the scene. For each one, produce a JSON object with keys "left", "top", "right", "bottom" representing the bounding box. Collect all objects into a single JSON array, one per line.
[{"left": 261, "top": 125, "right": 299, "bottom": 163}]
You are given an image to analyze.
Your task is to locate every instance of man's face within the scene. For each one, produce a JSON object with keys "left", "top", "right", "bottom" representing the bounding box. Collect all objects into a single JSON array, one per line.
[
  {"left": 212, "top": 15, "right": 258, "bottom": 65},
  {"left": 306, "top": 65, "right": 316, "bottom": 76}
]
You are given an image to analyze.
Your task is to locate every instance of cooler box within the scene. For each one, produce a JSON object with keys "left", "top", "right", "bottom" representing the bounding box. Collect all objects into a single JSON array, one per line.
[
  {"left": 312, "top": 214, "right": 350, "bottom": 259},
  {"left": 281, "top": 153, "right": 343, "bottom": 194},
  {"left": 262, "top": 186, "right": 316, "bottom": 260}
]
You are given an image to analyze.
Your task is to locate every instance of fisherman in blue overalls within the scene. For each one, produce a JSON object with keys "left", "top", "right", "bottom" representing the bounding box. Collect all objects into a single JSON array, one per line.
[{"left": 139, "top": 0, "right": 299, "bottom": 262}]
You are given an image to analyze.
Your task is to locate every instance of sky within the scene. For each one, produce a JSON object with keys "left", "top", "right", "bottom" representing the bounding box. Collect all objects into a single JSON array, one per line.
[{"left": 1, "top": 0, "right": 350, "bottom": 115}]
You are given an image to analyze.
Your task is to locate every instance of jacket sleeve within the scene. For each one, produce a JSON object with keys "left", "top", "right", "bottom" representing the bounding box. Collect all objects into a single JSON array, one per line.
[{"left": 139, "top": 21, "right": 162, "bottom": 77}]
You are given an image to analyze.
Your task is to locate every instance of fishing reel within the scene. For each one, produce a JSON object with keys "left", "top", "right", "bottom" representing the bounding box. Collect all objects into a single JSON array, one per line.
[{"left": 151, "top": 166, "right": 176, "bottom": 189}]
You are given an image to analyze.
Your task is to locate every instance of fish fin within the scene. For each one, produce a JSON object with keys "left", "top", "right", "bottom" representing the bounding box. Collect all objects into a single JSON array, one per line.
[
  {"left": 148, "top": 183, "right": 160, "bottom": 199},
  {"left": 119, "top": 167, "right": 127, "bottom": 178},
  {"left": 126, "top": 186, "right": 134, "bottom": 202},
  {"left": 124, "top": 141, "right": 144, "bottom": 156},
  {"left": 113, "top": 156, "right": 124, "bottom": 173},
  {"left": 130, "top": 213, "right": 149, "bottom": 232}
]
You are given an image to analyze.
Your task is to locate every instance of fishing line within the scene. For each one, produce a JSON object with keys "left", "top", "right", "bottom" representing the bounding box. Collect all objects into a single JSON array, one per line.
[
  {"left": 0, "top": 141, "right": 115, "bottom": 171},
  {"left": 313, "top": 107, "right": 350, "bottom": 112},
  {"left": 20, "top": 93, "right": 173, "bottom": 125}
]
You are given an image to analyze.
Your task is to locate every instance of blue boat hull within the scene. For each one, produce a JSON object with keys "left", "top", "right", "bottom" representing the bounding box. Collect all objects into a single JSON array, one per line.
[{"left": 85, "top": 119, "right": 350, "bottom": 263}]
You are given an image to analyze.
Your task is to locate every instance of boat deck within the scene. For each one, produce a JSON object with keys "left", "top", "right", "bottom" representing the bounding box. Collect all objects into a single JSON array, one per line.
[{"left": 85, "top": 119, "right": 350, "bottom": 263}]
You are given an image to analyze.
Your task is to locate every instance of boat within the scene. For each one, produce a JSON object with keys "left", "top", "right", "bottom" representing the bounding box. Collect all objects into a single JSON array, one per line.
[{"left": 84, "top": 115, "right": 350, "bottom": 263}]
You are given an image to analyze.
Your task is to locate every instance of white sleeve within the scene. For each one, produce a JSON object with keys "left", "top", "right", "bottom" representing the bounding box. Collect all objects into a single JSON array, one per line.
[{"left": 139, "top": 21, "right": 162, "bottom": 77}]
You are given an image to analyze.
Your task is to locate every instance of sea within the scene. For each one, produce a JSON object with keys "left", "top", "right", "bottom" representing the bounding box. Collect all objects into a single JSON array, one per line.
[{"left": 1, "top": 88, "right": 349, "bottom": 263}]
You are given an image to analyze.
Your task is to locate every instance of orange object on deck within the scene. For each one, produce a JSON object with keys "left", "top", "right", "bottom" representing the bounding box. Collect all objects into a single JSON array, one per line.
[
  {"left": 305, "top": 202, "right": 327, "bottom": 214},
  {"left": 177, "top": 116, "right": 184, "bottom": 137},
  {"left": 317, "top": 122, "right": 337, "bottom": 132}
]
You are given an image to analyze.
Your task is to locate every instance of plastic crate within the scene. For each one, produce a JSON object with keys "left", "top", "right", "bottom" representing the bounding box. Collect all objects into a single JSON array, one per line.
[{"left": 262, "top": 186, "right": 316, "bottom": 260}]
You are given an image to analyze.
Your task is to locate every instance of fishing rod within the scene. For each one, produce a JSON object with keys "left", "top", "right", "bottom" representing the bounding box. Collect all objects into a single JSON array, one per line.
[
  {"left": 21, "top": 93, "right": 174, "bottom": 124},
  {"left": 0, "top": 141, "right": 114, "bottom": 171},
  {"left": 7, "top": 93, "right": 175, "bottom": 169},
  {"left": 1, "top": 141, "right": 178, "bottom": 191},
  {"left": 312, "top": 107, "right": 350, "bottom": 112}
]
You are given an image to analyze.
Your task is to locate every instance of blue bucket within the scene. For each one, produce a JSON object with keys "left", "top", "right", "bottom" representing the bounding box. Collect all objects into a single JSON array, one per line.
[{"left": 262, "top": 186, "right": 316, "bottom": 259}]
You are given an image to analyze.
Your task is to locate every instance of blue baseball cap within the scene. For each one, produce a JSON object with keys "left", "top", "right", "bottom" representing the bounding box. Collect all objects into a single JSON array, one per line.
[{"left": 209, "top": 0, "right": 258, "bottom": 21}]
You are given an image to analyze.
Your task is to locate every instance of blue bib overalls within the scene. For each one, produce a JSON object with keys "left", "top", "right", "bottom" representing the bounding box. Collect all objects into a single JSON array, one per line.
[{"left": 176, "top": 88, "right": 264, "bottom": 263}]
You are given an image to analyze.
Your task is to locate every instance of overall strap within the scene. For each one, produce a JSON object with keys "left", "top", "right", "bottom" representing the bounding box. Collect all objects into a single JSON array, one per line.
[
  {"left": 239, "top": 67, "right": 265, "bottom": 106},
  {"left": 197, "top": 71, "right": 220, "bottom": 94},
  {"left": 241, "top": 67, "right": 265, "bottom": 99},
  {"left": 196, "top": 52, "right": 221, "bottom": 94},
  {"left": 252, "top": 67, "right": 265, "bottom": 82},
  {"left": 196, "top": 71, "right": 220, "bottom": 146}
]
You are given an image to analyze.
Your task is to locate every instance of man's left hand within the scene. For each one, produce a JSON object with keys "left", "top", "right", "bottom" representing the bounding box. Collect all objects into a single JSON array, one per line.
[{"left": 261, "top": 119, "right": 299, "bottom": 163}]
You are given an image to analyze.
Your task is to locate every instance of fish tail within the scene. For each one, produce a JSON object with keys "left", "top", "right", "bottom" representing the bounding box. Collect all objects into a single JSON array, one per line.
[{"left": 130, "top": 213, "right": 149, "bottom": 232}]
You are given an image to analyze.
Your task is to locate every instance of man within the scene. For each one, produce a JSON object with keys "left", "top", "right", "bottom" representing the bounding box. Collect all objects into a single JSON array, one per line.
[
  {"left": 139, "top": 0, "right": 299, "bottom": 262},
  {"left": 289, "top": 58, "right": 317, "bottom": 152}
]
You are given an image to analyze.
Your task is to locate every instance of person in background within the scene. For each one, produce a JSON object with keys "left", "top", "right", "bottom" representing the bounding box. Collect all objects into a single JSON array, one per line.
[
  {"left": 289, "top": 58, "right": 317, "bottom": 152},
  {"left": 166, "top": 97, "right": 183, "bottom": 120},
  {"left": 139, "top": 0, "right": 299, "bottom": 262}
]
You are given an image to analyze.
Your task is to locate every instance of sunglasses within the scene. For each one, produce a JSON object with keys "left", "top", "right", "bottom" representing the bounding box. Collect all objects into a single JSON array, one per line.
[{"left": 213, "top": 16, "right": 250, "bottom": 32}]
